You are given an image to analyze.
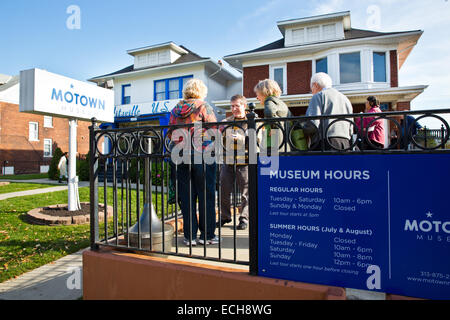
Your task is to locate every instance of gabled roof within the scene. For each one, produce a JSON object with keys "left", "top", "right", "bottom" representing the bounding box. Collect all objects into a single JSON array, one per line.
[
  {"left": 127, "top": 41, "right": 188, "bottom": 56},
  {"left": 90, "top": 45, "right": 208, "bottom": 80},
  {"left": 225, "top": 28, "right": 422, "bottom": 57}
]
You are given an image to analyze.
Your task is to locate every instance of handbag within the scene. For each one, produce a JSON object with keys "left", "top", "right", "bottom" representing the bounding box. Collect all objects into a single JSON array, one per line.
[{"left": 291, "top": 128, "right": 308, "bottom": 150}]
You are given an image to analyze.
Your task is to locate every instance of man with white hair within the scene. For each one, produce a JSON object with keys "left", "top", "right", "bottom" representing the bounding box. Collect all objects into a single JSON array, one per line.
[{"left": 305, "top": 72, "right": 353, "bottom": 150}]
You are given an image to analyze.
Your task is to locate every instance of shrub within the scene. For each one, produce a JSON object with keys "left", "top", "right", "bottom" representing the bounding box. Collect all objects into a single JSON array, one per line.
[
  {"left": 127, "top": 159, "right": 170, "bottom": 186},
  {"left": 77, "top": 153, "right": 90, "bottom": 181},
  {"left": 48, "top": 148, "right": 63, "bottom": 180}
]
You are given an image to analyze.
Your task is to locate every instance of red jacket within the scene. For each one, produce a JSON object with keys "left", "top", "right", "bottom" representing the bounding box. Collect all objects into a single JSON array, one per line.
[{"left": 169, "top": 99, "right": 217, "bottom": 150}]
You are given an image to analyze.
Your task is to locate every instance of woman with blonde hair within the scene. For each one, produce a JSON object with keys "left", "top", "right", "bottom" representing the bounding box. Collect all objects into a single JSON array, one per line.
[
  {"left": 169, "top": 78, "right": 219, "bottom": 246},
  {"left": 254, "top": 79, "right": 292, "bottom": 150}
]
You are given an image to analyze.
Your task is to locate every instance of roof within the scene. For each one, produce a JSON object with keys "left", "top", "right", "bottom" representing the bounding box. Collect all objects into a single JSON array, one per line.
[
  {"left": 277, "top": 11, "right": 350, "bottom": 25},
  {"left": 90, "top": 45, "right": 209, "bottom": 80},
  {"left": 277, "top": 11, "right": 351, "bottom": 36},
  {"left": 0, "top": 74, "right": 12, "bottom": 85},
  {"left": 225, "top": 28, "right": 422, "bottom": 57},
  {"left": 0, "top": 75, "right": 19, "bottom": 93},
  {"left": 127, "top": 41, "right": 188, "bottom": 56}
]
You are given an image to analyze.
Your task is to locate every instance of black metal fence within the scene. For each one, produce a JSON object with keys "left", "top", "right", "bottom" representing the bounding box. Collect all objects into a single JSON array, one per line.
[{"left": 89, "top": 107, "right": 450, "bottom": 271}]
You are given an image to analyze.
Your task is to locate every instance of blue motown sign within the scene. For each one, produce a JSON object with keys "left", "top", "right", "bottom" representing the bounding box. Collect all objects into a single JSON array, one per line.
[{"left": 258, "top": 154, "right": 450, "bottom": 300}]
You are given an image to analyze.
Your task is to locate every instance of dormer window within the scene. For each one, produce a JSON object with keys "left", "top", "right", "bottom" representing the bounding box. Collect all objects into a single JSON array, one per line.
[
  {"left": 292, "top": 28, "right": 305, "bottom": 43},
  {"left": 307, "top": 26, "right": 320, "bottom": 42},
  {"left": 279, "top": 12, "right": 348, "bottom": 47},
  {"left": 323, "top": 24, "right": 336, "bottom": 40},
  {"left": 286, "top": 23, "right": 341, "bottom": 46},
  {"left": 127, "top": 42, "right": 188, "bottom": 69}
]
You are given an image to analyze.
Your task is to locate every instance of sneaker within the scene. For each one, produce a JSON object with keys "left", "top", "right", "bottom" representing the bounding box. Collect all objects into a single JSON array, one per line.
[
  {"left": 183, "top": 238, "right": 197, "bottom": 246},
  {"left": 198, "top": 236, "right": 220, "bottom": 245},
  {"left": 216, "top": 219, "right": 232, "bottom": 228},
  {"left": 237, "top": 220, "right": 248, "bottom": 231}
]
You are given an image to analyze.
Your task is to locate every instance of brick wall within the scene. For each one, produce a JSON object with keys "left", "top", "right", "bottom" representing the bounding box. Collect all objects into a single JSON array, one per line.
[
  {"left": 243, "top": 65, "right": 269, "bottom": 98},
  {"left": 390, "top": 50, "right": 399, "bottom": 88},
  {"left": 0, "top": 101, "right": 91, "bottom": 173},
  {"left": 397, "top": 101, "right": 411, "bottom": 111},
  {"left": 287, "top": 61, "right": 312, "bottom": 95}
]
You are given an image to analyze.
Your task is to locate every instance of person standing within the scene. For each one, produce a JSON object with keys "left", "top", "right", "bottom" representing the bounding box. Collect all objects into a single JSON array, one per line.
[
  {"left": 401, "top": 115, "right": 424, "bottom": 149},
  {"left": 218, "top": 95, "right": 250, "bottom": 231},
  {"left": 254, "top": 79, "right": 292, "bottom": 152},
  {"left": 355, "top": 96, "right": 385, "bottom": 150},
  {"left": 305, "top": 73, "right": 353, "bottom": 150},
  {"left": 169, "top": 79, "right": 218, "bottom": 246},
  {"left": 58, "top": 152, "right": 68, "bottom": 183}
]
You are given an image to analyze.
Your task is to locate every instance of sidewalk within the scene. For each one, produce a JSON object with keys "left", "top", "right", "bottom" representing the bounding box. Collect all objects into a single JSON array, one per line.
[
  {"left": 0, "top": 180, "right": 89, "bottom": 201},
  {"left": 0, "top": 249, "right": 86, "bottom": 300}
]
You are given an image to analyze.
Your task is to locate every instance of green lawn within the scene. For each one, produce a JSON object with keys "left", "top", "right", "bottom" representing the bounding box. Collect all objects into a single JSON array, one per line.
[
  {"left": 0, "top": 186, "right": 173, "bottom": 283},
  {"left": 0, "top": 183, "right": 55, "bottom": 195},
  {"left": 0, "top": 173, "right": 48, "bottom": 180}
]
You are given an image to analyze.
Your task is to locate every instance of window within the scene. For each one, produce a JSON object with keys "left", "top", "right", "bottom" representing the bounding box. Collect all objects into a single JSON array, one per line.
[
  {"left": 29, "top": 122, "right": 39, "bottom": 141},
  {"left": 154, "top": 75, "right": 193, "bottom": 101},
  {"left": 148, "top": 52, "right": 158, "bottom": 65},
  {"left": 379, "top": 103, "right": 389, "bottom": 111},
  {"left": 137, "top": 54, "right": 147, "bottom": 66},
  {"left": 274, "top": 68, "right": 284, "bottom": 93},
  {"left": 122, "top": 84, "right": 131, "bottom": 105},
  {"left": 316, "top": 57, "right": 328, "bottom": 74},
  {"left": 270, "top": 65, "right": 286, "bottom": 95},
  {"left": 307, "top": 26, "right": 320, "bottom": 42},
  {"left": 322, "top": 24, "right": 336, "bottom": 40},
  {"left": 339, "top": 52, "right": 361, "bottom": 84},
  {"left": 292, "top": 28, "right": 305, "bottom": 43},
  {"left": 44, "top": 139, "right": 52, "bottom": 157},
  {"left": 373, "top": 52, "right": 387, "bottom": 82},
  {"left": 44, "top": 116, "right": 53, "bottom": 128}
]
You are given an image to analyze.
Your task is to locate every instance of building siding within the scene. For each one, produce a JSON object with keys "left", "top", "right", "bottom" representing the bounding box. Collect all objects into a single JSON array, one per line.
[
  {"left": 243, "top": 65, "right": 269, "bottom": 98},
  {"left": 390, "top": 50, "right": 399, "bottom": 88},
  {"left": 0, "top": 101, "right": 90, "bottom": 174},
  {"left": 287, "top": 61, "right": 312, "bottom": 95},
  {"left": 397, "top": 101, "right": 411, "bottom": 111}
]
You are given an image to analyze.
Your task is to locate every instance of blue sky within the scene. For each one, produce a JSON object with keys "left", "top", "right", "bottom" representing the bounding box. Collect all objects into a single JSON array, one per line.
[{"left": 1, "top": 0, "right": 450, "bottom": 115}]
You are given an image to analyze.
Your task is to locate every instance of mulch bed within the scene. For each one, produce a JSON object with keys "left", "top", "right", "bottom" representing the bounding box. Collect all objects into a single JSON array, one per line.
[{"left": 41, "top": 203, "right": 90, "bottom": 217}]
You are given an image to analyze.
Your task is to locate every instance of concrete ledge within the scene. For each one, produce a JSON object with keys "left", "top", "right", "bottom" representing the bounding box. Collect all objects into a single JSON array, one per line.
[
  {"left": 27, "top": 203, "right": 113, "bottom": 226},
  {"left": 83, "top": 248, "right": 346, "bottom": 300}
]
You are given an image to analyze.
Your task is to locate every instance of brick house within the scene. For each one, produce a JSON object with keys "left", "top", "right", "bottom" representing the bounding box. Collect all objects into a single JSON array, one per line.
[
  {"left": 0, "top": 74, "right": 91, "bottom": 175},
  {"left": 215, "top": 11, "right": 427, "bottom": 119}
]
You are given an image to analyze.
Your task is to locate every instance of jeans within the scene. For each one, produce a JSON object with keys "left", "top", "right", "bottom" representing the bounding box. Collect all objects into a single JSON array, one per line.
[
  {"left": 177, "top": 163, "right": 217, "bottom": 241},
  {"left": 220, "top": 165, "right": 249, "bottom": 223}
]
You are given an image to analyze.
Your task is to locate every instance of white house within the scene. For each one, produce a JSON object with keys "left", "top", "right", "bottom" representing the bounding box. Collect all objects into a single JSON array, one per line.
[{"left": 89, "top": 42, "right": 242, "bottom": 126}]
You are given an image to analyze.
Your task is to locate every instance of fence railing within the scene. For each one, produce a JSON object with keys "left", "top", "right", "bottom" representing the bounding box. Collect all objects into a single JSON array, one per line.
[{"left": 89, "top": 107, "right": 450, "bottom": 270}]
